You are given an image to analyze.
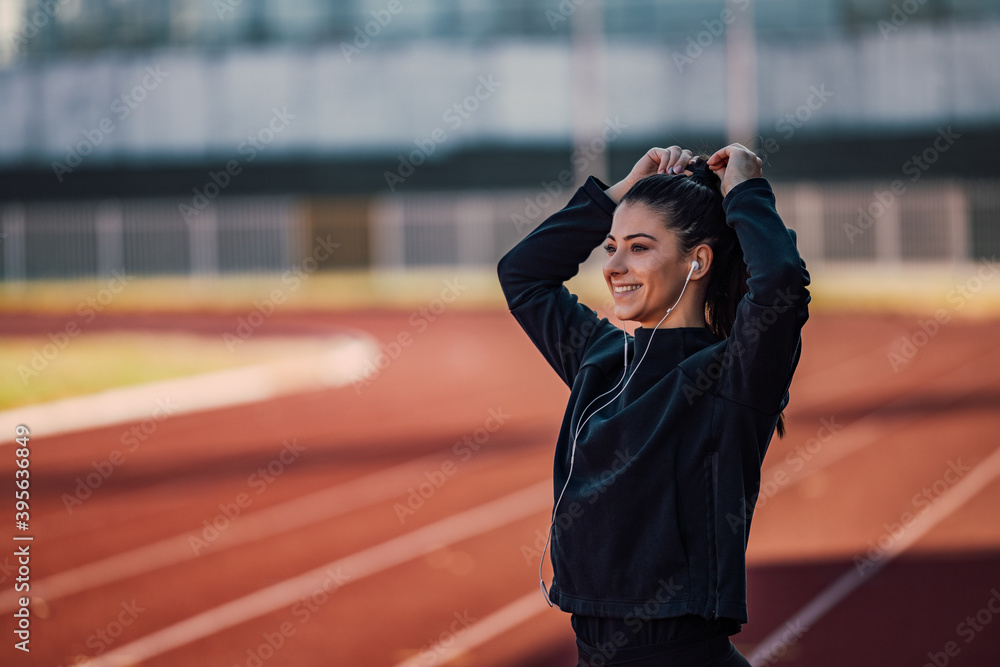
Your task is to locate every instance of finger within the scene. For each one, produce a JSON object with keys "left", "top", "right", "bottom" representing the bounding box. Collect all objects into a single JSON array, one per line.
[
  {"left": 708, "top": 158, "right": 727, "bottom": 172},
  {"left": 657, "top": 149, "right": 671, "bottom": 175},
  {"left": 664, "top": 147, "right": 692, "bottom": 175},
  {"left": 707, "top": 146, "right": 731, "bottom": 168},
  {"left": 660, "top": 145, "right": 681, "bottom": 174},
  {"left": 639, "top": 147, "right": 663, "bottom": 177},
  {"left": 655, "top": 146, "right": 681, "bottom": 174},
  {"left": 672, "top": 149, "right": 694, "bottom": 175},
  {"left": 714, "top": 142, "right": 755, "bottom": 166}
]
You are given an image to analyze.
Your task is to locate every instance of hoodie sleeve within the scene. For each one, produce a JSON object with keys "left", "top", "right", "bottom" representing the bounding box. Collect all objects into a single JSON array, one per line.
[
  {"left": 497, "top": 176, "right": 621, "bottom": 388},
  {"left": 719, "top": 178, "right": 811, "bottom": 414}
]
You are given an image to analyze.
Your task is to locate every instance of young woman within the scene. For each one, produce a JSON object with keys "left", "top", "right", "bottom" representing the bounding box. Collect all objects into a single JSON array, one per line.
[{"left": 498, "top": 144, "right": 810, "bottom": 666}]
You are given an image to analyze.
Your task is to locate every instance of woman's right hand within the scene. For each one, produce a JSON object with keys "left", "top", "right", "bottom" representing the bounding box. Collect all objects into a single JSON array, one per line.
[
  {"left": 605, "top": 146, "right": 695, "bottom": 204},
  {"left": 707, "top": 143, "right": 763, "bottom": 197}
]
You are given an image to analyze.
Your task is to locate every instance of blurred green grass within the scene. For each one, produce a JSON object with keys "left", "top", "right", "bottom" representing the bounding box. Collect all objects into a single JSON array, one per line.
[
  {"left": 3, "top": 264, "right": 998, "bottom": 411},
  {"left": 0, "top": 270, "right": 505, "bottom": 313},
  {"left": 1, "top": 332, "right": 330, "bottom": 411}
]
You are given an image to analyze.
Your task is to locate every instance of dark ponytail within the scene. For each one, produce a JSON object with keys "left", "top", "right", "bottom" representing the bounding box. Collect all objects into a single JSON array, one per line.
[{"left": 620, "top": 158, "right": 786, "bottom": 437}]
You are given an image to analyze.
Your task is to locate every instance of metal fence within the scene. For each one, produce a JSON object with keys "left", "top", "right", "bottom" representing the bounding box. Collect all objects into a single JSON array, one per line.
[
  {"left": 2, "top": 180, "right": 997, "bottom": 281},
  {"left": 373, "top": 179, "right": 1000, "bottom": 270},
  {"left": 1, "top": 197, "right": 305, "bottom": 280}
]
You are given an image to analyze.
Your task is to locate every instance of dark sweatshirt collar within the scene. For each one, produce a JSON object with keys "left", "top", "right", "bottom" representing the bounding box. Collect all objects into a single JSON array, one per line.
[{"left": 630, "top": 325, "right": 720, "bottom": 369}]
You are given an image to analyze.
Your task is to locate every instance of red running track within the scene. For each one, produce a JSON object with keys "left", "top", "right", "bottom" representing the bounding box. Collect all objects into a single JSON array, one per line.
[{"left": 1, "top": 308, "right": 999, "bottom": 666}]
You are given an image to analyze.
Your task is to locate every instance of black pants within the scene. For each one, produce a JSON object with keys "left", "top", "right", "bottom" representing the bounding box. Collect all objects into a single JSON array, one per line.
[{"left": 573, "top": 614, "right": 751, "bottom": 667}]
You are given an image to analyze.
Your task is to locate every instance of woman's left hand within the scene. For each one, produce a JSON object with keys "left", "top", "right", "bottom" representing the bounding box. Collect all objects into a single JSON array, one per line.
[
  {"left": 707, "top": 143, "right": 762, "bottom": 197},
  {"left": 605, "top": 146, "right": 694, "bottom": 204}
]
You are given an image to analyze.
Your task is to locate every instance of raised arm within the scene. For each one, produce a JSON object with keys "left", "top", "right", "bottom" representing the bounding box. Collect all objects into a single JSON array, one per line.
[
  {"left": 709, "top": 144, "right": 811, "bottom": 412},
  {"left": 497, "top": 177, "right": 617, "bottom": 387},
  {"left": 498, "top": 147, "right": 701, "bottom": 386}
]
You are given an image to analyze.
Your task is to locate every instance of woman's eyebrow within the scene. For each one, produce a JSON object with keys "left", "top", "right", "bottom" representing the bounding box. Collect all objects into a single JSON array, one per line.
[{"left": 605, "top": 233, "right": 658, "bottom": 241}]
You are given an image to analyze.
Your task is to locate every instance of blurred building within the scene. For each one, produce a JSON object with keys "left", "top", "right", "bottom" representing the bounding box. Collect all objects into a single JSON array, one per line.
[{"left": 1, "top": 0, "right": 998, "bottom": 278}]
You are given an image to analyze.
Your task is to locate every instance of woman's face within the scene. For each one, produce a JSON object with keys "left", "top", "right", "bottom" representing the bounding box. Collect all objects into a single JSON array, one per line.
[{"left": 603, "top": 202, "right": 692, "bottom": 328}]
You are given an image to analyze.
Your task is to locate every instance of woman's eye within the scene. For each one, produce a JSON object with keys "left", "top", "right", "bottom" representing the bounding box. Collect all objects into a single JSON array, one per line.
[
  {"left": 630, "top": 244, "right": 647, "bottom": 252},
  {"left": 603, "top": 244, "right": 616, "bottom": 254}
]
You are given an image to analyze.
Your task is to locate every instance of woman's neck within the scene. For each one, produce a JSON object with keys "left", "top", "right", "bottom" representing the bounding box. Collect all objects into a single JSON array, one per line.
[{"left": 639, "top": 295, "right": 709, "bottom": 330}]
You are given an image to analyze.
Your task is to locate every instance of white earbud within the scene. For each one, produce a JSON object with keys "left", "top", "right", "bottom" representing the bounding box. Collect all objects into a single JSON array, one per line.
[{"left": 692, "top": 260, "right": 700, "bottom": 271}]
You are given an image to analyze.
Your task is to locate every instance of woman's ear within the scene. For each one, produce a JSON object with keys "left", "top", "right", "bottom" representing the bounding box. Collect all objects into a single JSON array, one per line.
[{"left": 692, "top": 244, "right": 713, "bottom": 280}]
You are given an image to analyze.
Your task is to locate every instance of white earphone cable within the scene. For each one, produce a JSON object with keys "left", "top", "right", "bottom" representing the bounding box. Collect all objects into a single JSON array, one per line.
[{"left": 539, "top": 260, "right": 700, "bottom": 605}]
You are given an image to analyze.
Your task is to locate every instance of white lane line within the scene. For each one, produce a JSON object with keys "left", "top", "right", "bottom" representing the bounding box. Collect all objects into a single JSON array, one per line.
[
  {"left": 0, "top": 333, "right": 377, "bottom": 444},
  {"left": 393, "top": 591, "right": 549, "bottom": 667},
  {"left": 0, "top": 451, "right": 499, "bottom": 613},
  {"left": 53, "top": 340, "right": 977, "bottom": 654},
  {"left": 85, "top": 480, "right": 551, "bottom": 667},
  {"left": 387, "top": 349, "right": 998, "bottom": 667},
  {"left": 403, "top": 351, "right": 1000, "bottom": 666},
  {"left": 761, "top": 348, "right": 1000, "bottom": 496},
  {"left": 749, "top": 444, "right": 1000, "bottom": 666}
]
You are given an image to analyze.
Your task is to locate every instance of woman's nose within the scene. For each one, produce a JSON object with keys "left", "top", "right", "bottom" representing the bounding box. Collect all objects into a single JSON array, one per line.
[{"left": 605, "top": 253, "right": 626, "bottom": 276}]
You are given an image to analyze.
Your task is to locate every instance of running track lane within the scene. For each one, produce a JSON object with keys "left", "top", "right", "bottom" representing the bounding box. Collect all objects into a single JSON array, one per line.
[{"left": 1, "top": 310, "right": 996, "bottom": 664}]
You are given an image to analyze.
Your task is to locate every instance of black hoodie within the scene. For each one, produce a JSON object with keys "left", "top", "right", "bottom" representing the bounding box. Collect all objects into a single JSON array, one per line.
[{"left": 497, "top": 175, "right": 810, "bottom": 626}]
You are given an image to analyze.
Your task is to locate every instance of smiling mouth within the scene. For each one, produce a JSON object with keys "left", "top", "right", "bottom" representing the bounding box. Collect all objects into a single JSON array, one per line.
[{"left": 613, "top": 284, "right": 641, "bottom": 294}]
